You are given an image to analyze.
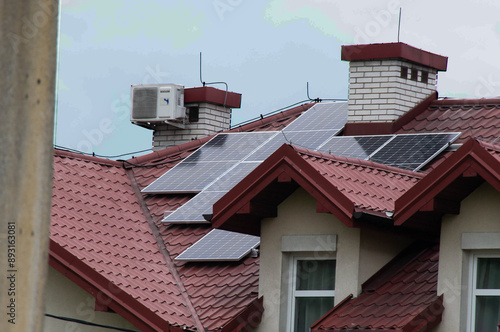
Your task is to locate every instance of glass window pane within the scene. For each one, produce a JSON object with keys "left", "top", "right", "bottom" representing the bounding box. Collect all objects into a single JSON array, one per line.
[
  {"left": 477, "top": 258, "right": 500, "bottom": 289},
  {"left": 294, "top": 297, "right": 334, "bottom": 332},
  {"left": 475, "top": 296, "right": 500, "bottom": 332},
  {"left": 296, "top": 260, "right": 335, "bottom": 291}
]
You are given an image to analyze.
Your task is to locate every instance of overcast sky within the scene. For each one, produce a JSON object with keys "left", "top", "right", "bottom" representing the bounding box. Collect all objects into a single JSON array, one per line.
[{"left": 55, "top": 0, "right": 500, "bottom": 157}]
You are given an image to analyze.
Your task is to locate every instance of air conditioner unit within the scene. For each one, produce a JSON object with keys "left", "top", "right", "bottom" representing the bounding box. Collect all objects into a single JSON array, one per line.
[{"left": 130, "top": 84, "right": 186, "bottom": 123}]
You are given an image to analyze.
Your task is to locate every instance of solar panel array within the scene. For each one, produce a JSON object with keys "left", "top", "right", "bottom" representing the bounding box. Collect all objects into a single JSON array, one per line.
[
  {"left": 175, "top": 229, "right": 260, "bottom": 261},
  {"left": 318, "top": 133, "right": 461, "bottom": 171},
  {"left": 143, "top": 101, "right": 461, "bottom": 262},
  {"left": 142, "top": 132, "right": 275, "bottom": 193}
]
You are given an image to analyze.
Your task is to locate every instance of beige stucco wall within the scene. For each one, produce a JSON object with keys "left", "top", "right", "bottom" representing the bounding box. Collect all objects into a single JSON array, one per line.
[
  {"left": 433, "top": 183, "right": 500, "bottom": 332},
  {"left": 254, "top": 187, "right": 409, "bottom": 332},
  {"left": 43, "top": 266, "right": 138, "bottom": 332}
]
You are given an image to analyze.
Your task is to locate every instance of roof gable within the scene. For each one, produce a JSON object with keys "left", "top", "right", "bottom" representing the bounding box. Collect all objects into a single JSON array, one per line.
[
  {"left": 212, "top": 144, "right": 422, "bottom": 235},
  {"left": 394, "top": 138, "right": 500, "bottom": 226},
  {"left": 311, "top": 244, "right": 443, "bottom": 331}
]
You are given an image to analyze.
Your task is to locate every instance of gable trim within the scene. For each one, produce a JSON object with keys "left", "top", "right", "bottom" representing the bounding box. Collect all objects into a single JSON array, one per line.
[
  {"left": 394, "top": 139, "right": 500, "bottom": 225},
  {"left": 48, "top": 240, "right": 175, "bottom": 332},
  {"left": 212, "top": 144, "right": 355, "bottom": 235}
]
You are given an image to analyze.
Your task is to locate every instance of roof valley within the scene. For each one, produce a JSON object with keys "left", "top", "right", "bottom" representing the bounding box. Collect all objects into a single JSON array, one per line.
[{"left": 125, "top": 167, "right": 207, "bottom": 332}]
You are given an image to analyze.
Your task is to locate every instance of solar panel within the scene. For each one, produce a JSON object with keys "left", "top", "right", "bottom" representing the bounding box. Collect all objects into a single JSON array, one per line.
[
  {"left": 317, "top": 135, "right": 394, "bottom": 159},
  {"left": 284, "top": 102, "right": 347, "bottom": 132},
  {"left": 175, "top": 229, "right": 260, "bottom": 261},
  {"left": 205, "top": 162, "right": 260, "bottom": 192},
  {"left": 245, "top": 130, "right": 337, "bottom": 162},
  {"left": 184, "top": 132, "right": 275, "bottom": 163},
  {"left": 162, "top": 191, "right": 226, "bottom": 223},
  {"left": 370, "top": 133, "right": 461, "bottom": 171},
  {"left": 143, "top": 161, "right": 236, "bottom": 193},
  {"left": 143, "top": 132, "right": 275, "bottom": 193}
]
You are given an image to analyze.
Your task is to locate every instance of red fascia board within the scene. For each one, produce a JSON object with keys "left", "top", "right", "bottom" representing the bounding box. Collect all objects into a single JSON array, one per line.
[
  {"left": 212, "top": 144, "right": 355, "bottom": 234},
  {"left": 394, "top": 139, "right": 500, "bottom": 225},
  {"left": 48, "top": 240, "right": 175, "bottom": 332},
  {"left": 185, "top": 86, "right": 242, "bottom": 108},
  {"left": 341, "top": 43, "right": 448, "bottom": 71}
]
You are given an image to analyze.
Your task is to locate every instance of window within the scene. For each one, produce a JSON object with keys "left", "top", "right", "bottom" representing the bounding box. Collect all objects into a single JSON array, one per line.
[
  {"left": 469, "top": 254, "right": 500, "bottom": 331},
  {"left": 410, "top": 68, "right": 419, "bottom": 81},
  {"left": 287, "top": 257, "right": 335, "bottom": 332},
  {"left": 400, "top": 66, "right": 408, "bottom": 79}
]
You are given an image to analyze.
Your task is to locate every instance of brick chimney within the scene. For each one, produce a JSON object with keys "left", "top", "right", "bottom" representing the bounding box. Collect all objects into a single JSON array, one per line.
[
  {"left": 151, "top": 86, "right": 241, "bottom": 150},
  {"left": 341, "top": 43, "right": 448, "bottom": 124}
]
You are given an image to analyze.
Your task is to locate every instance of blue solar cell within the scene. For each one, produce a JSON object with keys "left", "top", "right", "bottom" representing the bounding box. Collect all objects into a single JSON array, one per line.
[
  {"left": 175, "top": 229, "right": 260, "bottom": 261},
  {"left": 370, "top": 133, "right": 460, "bottom": 171},
  {"left": 317, "top": 135, "right": 394, "bottom": 160},
  {"left": 245, "top": 130, "right": 337, "bottom": 162},
  {"left": 143, "top": 132, "right": 275, "bottom": 193},
  {"left": 162, "top": 191, "right": 226, "bottom": 223},
  {"left": 143, "top": 161, "right": 236, "bottom": 193}
]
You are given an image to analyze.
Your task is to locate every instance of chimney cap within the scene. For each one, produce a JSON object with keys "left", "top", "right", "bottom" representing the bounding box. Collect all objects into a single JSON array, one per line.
[
  {"left": 184, "top": 86, "right": 242, "bottom": 109},
  {"left": 341, "top": 42, "right": 448, "bottom": 71}
]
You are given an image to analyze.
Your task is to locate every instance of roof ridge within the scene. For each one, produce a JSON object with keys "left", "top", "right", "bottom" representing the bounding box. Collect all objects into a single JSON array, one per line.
[
  {"left": 126, "top": 136, "right": 213, "bottom": 165},
  {"left": 228, "top": 103, "right": 314, "bottom": 133},
  {"left": 291, "top": 145, "right": 424, "bottom": 179},
  {"left": 433, "top": 97, "right": 500, "bottom": 106},
  {"left": 125, "top": 167, "right": 207, "bottom": 331},
  {"left": 54, "top": 148, "right": 123, "bottom": 167}
]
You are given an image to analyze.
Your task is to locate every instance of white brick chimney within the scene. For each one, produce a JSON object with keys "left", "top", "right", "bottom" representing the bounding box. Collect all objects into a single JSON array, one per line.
[{"left": 342, "top": 43, "right": 448, "bottom": 123}]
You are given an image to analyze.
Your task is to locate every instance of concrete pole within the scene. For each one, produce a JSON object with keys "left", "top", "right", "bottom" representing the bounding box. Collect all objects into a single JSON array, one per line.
[{"left": 0, "top": 1, "right": 59, "bottom": 331}]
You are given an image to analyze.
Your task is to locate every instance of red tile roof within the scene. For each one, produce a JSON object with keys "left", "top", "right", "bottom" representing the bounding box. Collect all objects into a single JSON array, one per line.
[
  {"left": 51, "top": 150, "right": 196, "bottom": 331},
  {"left": 212, "top": 144, "right": 422, "bottom": 236},
  {"left": 49, "top": 103, "right": 311, "bottom": 331},
  {"left": 50, "top": 93, "right": 500, "bottom": 332},
  {"left": 295, "top": 147, "right": 423, "bottom": 214},
  {"left": 311, "top": 245, "right": 443, "bottom": 331},
  {"left": 398, "top": 98, "right": 500, "bottom": 144}
]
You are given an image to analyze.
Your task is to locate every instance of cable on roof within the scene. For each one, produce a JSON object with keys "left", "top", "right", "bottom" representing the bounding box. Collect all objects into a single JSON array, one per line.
[
  {"left": 44, "top": 313, "right": 141, "bottom": 332},
  {"left": 53, "top": 145, "right": 152, "bottom": 159},
  {"left": 118, "top": 157, "right": 185, "bottom": 168}
]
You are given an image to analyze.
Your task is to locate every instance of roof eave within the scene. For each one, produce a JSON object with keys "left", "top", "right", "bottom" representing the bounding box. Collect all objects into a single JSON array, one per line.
[
  {"left": 48, "top": 240, "right": 180, "bottom": 332},
  {"left": 394, "top": 138, "right": 500, "bottom": 225}
]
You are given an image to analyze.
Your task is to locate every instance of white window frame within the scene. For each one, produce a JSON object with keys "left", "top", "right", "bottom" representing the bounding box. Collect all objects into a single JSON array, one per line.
[
  {"left": 286, "top": 255, "right": 336, "bottom": 332},
  {"left": 467, "top": 252, "right": 500, "bottom": 332}
]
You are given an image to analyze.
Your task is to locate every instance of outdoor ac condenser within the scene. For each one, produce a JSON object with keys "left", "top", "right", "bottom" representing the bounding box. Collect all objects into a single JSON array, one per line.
[{"left": 130, "top": 84, "right": 186, "bottom": 123}]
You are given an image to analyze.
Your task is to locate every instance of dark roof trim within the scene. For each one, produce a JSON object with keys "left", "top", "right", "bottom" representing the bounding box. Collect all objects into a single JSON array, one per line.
[
  {"left": 394, "top": 139, "right": 500, "bottom": 225},
  {"left": 433, "top": 98, "right": 500, "bottom": 106},
  {"left": 341, "top": 42, "right": 448, "bottom": 71},
  {"left": 54, "top": 149, "right": 123, "bottom": 167},
  {"left": 185, "top": 86, "right": 242, "bottom": 108},
  {"left": 343, "top": 92, "right": 438, "bottom": 135},
  {"left": 49, "top": 240, "right": 176, "bottom": 332},
  {"left": 127, "top": 136, "right": 212, "bottom": 165},
  {"left": 212, "top": 144, "right": 355, "bottom": 235}
]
